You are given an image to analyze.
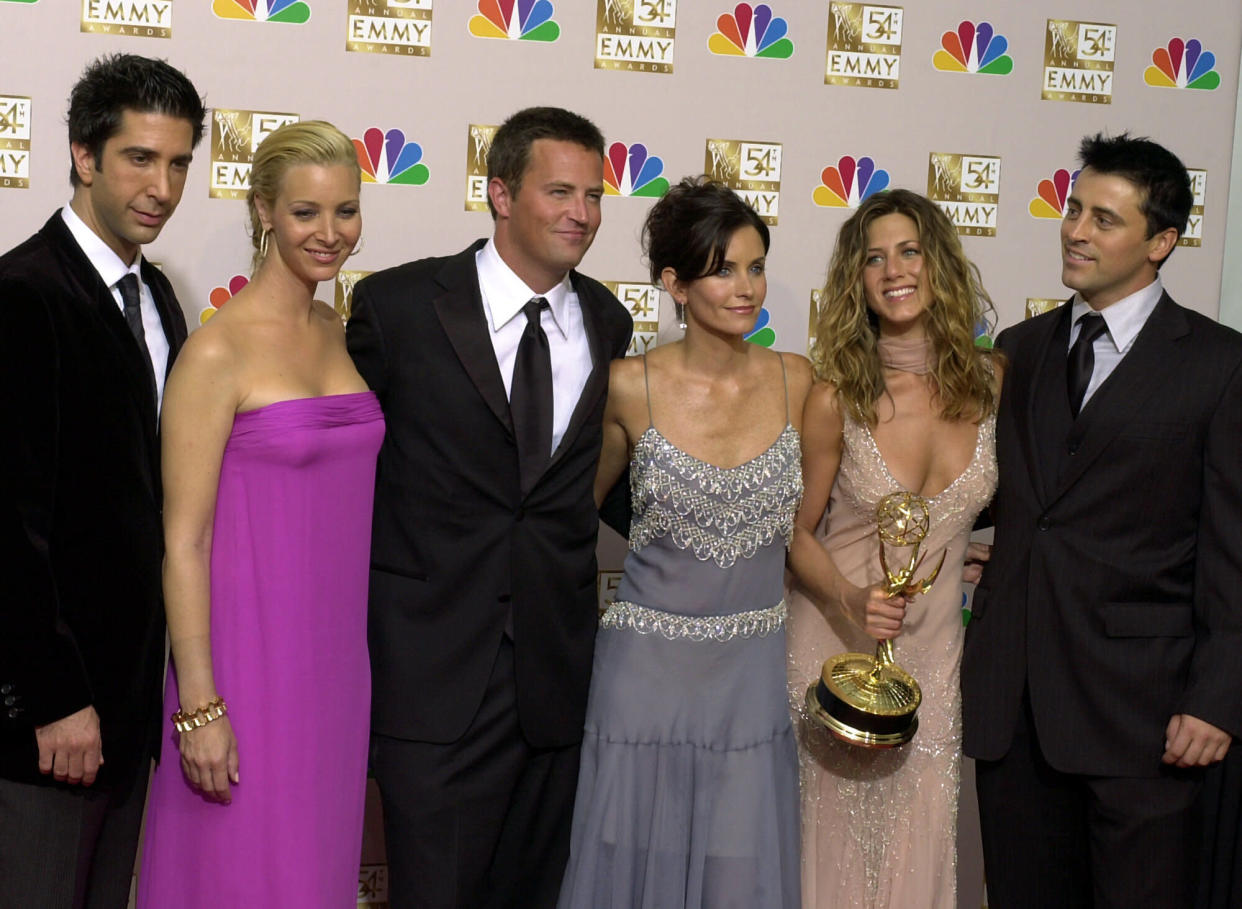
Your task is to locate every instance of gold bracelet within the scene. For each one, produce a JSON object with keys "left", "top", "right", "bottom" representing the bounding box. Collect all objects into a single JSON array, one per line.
[{"left": 171, "top": 696, "right": 228, "bottom": 734}]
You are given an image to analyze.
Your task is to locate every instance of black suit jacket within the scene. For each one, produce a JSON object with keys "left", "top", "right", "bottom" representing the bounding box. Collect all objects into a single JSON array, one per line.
[
  {"left": 347, "top": 240, "right": 632, "bottom": 748},
  {"left": 0, "top": 212, "right": 187, "bottom": 786},
  {"left": 962, "top": 293, "right": 1242, "bottom": 776}
]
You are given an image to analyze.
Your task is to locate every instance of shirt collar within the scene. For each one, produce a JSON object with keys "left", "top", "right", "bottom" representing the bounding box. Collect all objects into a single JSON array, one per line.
[
  {"left": 61, "top": 204, "right": 144, "bottom": 290},
  {"left": 1069, "top": 276, "right": 1163, "bottom": 354},
  {"left": 477, "top": 238, "right": 572, "bottom": 339}
]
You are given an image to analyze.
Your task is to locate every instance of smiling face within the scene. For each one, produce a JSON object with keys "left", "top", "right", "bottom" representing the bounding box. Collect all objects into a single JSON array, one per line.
[
  {"left": 70, "top": 109, "right": 196, "bottom": 264},
  {"left": 489, "top": 138, "right": 603, "bottom": 294},
  {"left": 666, "top": 225, "right": 767, "bottom": 338},
  {"left": 1060, "top": 167, "right": 1177, "bottom": 310},
  {"left": 256, "top": 162, "right": 361, "bottom": 286},
  {"left": 861, "top": 212, "right": 933, "bottom": 339}
]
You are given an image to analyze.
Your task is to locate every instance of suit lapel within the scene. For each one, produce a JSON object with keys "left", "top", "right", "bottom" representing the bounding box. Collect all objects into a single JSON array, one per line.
[
  {"left": 1045, "top": 294, "right": 1189, "bottom": 506},
  {"left": 431, "top": 242, "right": 514, "bottom": 436},
  {"left": 143, "top": 259, "right": 187, "bottom": 375},
  {"left": 548, "top": 272, "right": 613, "bottom": 470},
  {"left": 1018, "top": 304, "right": 1072, "bottom": 507},
  {"left": 42, "top": 215, "right": 160, "bottom": 432}
]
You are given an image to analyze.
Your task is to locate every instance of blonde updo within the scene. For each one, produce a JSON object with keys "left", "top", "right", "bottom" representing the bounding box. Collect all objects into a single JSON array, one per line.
[{"left": 246, "top": 120, "right": 360, "bottom": 273}]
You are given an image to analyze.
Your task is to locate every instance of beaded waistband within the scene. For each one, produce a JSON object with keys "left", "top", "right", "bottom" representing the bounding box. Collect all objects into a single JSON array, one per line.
[{"left": 599, "top": 599, "right": 786, "bottom": 642}]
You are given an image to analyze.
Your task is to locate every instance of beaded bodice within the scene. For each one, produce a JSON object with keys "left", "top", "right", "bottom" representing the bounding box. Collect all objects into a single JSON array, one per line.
[{"left": 627, "top": 424, "right": 803, "bottom": 570}]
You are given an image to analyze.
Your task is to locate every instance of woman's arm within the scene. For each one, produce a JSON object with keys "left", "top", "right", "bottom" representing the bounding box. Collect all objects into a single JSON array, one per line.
[
  {"left": 788, "top": 383, "right": 907, "bottom": 639},
  {"left": 594, "top": 358, "right": 642, "bottom": 509},
  {"left": 160, "top": 327, "right": 242, "bottom": 803}
]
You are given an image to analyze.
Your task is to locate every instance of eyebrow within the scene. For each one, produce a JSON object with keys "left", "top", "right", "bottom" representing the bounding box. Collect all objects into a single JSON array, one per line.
[
  {"left": 117, "top": 144, "right": 193, "bottom": 164},
  {"left": 1066, "top": 195, "right": 1122, "bottom": 221}
]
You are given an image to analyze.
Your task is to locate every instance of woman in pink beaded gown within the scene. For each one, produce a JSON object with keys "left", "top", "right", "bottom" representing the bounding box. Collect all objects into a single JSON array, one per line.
[
  {"left": 786, "top": 190, "right": 1000, "bottom": 908},
  {"left": 138, "top": 122, "right": 383, "bottom": 908}
]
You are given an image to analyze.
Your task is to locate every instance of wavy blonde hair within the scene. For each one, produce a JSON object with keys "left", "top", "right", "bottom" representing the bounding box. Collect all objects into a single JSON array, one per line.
[{"left": 811, "top": 188, "right": 999, "bottom": 425}]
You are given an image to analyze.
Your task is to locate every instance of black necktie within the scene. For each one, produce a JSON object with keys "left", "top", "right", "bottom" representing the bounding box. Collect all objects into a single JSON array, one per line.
[
  {"left": 117, "top": 273, "right": 158, "bottom": 402},
  {"left": 511, "top": 297, "right": 553, "bottom": 494},
  {"left": 1067, "top": 312, "right": 1108, "bottom": 416}
]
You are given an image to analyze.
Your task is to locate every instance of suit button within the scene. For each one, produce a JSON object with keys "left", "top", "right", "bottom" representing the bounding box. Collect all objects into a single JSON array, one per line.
[
  {"left": 1068, "top": 442, "right": 1079, "bottom": 455},
  {"left": 0, "top": 683, "right": 11, "bottom": 694},
  {"left": 1037, "top": 516, "right": 1051, "bottom": 531},
  {"left": 6, "top": 708, "right": 19, "bottom": 719},
  {"left": 2, "top": 695, "right": 15, "bottom": 707}
]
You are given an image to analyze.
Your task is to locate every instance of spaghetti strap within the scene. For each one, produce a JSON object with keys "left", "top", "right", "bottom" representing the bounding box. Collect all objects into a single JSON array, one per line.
[
  {"left": 778, "top": 353, "right": 790, "bottom": 424},
  {"left": 642, "top": 354, "right": 654, "bottom": 428}
]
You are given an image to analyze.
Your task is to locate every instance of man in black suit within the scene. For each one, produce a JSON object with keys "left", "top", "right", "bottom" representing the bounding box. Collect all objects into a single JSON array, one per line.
[
  {"left": 0, "top": 55, "right": 204, "bottom": 908},
  {"left": 962, "top": 133, "right": 1242, "bottom": 908},
  {"left": 347, "top": 107, "right": 631, "bottom": 908}
]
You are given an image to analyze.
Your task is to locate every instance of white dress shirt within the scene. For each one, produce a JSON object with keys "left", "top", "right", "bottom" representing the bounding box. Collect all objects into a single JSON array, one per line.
[
  {"left": 61, "top": 205, "right": 170, "bottom": 413},
  {"left": 1067, "top": 277, "right": 1163, "bottom": 408},
  {"left": 475, "top": 239, "right": 593, "bottom": 456}
]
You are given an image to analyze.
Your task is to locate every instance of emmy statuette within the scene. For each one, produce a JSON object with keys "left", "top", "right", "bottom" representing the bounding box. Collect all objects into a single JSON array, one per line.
[{"left": 805, "top": 492, "right": 945, "bottom": 748}]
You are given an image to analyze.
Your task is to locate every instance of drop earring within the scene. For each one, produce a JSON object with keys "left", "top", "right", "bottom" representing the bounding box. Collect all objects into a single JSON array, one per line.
[{"left": 675, "top": 301, "right": 687, "bottom": 331}]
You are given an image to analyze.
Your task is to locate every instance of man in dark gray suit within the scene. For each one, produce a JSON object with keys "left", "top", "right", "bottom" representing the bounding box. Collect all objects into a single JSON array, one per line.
[{"left": 963, "top": 133, "right": 1242, "bottom": 908}]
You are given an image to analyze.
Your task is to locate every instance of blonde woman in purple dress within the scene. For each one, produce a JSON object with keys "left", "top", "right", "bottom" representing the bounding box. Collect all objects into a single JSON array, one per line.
[{"left": 138, "top": 121, "right": 383, "bottom": 907}]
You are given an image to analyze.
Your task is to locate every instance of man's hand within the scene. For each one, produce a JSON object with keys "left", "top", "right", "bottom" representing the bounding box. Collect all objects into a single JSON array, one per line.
[
  {"left": 1163, "top": 714, "right": 1232, "bottom": 768},
  {"left": 34, "top": 705, "right": 103, "bottom": 785},
  {"left": 963, "top": 541, "right": 991, "bottom": 585}
]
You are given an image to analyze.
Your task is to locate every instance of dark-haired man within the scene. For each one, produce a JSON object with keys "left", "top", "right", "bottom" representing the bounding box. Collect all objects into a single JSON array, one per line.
[
  {"left": 0, "top": 54, "right": 204, "bottom": 907},
  {"left": 963, "top": 133, "right": 1242, "bottom": 907},
  {"left": 348, "top": 107, "right": 631, "bottom": 908}
]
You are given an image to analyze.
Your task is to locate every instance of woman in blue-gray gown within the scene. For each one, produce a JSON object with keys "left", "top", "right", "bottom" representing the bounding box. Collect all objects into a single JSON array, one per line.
[{"left": 558, "top": 176, "right": 812, "bottom": 909}]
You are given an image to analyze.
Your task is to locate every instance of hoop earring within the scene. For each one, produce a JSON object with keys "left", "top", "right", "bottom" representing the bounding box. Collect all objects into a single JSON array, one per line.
[
  {"left": 258, "top": 228, "right": 271, "bottom": 261},
  {"left": 675, "top": 301, "right": 687, "bottom": 331},
  {"left": 349, "top": 236, "right": 364, "bottom": 257}
]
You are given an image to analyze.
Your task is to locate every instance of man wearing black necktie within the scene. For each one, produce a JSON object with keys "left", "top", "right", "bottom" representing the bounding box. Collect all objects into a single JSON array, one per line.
[
  {"left": 962, "top": 133, "right": 1242, "bottom": 908},
  {"left": 347, "top": 107, "right": 632, "bottom": 908},
  {"left": 0, "top": 55, "right": 204, "bottom": 907}
]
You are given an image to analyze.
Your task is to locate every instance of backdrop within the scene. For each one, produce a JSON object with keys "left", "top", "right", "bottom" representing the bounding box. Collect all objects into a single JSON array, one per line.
[{"left": 2, "top": 2, "right": 1240, "bottom": 907}]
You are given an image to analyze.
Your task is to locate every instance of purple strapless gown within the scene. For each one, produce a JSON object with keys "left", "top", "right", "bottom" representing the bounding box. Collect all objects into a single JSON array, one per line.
[{"left": 138, "top": 392, "right": 384, "bottom": 908}]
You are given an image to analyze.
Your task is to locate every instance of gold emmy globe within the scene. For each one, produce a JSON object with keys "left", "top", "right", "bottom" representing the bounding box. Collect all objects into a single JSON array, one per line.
[{"left": 805, "top": 492, "right": 946, "bottom": 748}]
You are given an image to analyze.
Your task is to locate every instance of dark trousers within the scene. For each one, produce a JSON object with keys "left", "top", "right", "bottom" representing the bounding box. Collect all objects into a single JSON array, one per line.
[
  {"left": 371, "top": 637, "right": 582, "bottom": 909},
  {"left": 0, "top": 761, "right": 149, "bottom": 909},
  {"left": 976, "top": 694, "right": 1202, "bottom": 909}
]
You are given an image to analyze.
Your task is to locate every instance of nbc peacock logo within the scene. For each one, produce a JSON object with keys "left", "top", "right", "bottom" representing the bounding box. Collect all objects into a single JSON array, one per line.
[
  {"left": 469, "top": 0, "right": 560, "bottom": 41},
  {"left": 353, "top": 128, "right": 429, "bottom": 186},
  {"left": 744, "top": 308, "right": 776, "bottom": 347},
  {"left": 708, "top": 4, "right": 794, "bottom": 59},
  {"left": 604, "top": 142, "right": 668, "bottom": 198},
  {"left": 812, "top": 155, "right": 890, "bottom": 208},
  {"left": 932, "top": 21, "right": 1011, "bottom": 75},
  {"left": 1145, "top": 39, "right": 1219, "bottom": 91},
  {"left": 200, "top": 275, "right": 248, "bottom": 325},
  {"left": 1028, "top": 167, "right": 1079, "bottom": 220},
  {"left": 213, "top": 0, "right": 310, "bottom": 23}
]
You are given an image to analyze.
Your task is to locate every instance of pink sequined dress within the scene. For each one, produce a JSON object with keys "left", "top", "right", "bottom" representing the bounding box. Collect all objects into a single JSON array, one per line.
[
  {"left": 137, "top": 392, "right": 384, "bottom": 909},
  {"left": 786, "top": 402, "right": 996, "bottom": 909}
]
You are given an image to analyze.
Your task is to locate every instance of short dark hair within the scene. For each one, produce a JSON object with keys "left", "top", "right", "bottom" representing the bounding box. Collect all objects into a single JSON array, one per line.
[
  {"left": 485, "top": 106, "right": 604, "bottom": 218},
  {"left": 67, "top": 54, "right": 206, "bottom": 186},
  {"left": 1078, "top": 132, "right": 1193, "bottom": 256},
  {"left": 642, "top": 176, "right": 770, "bottom": 286}
]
